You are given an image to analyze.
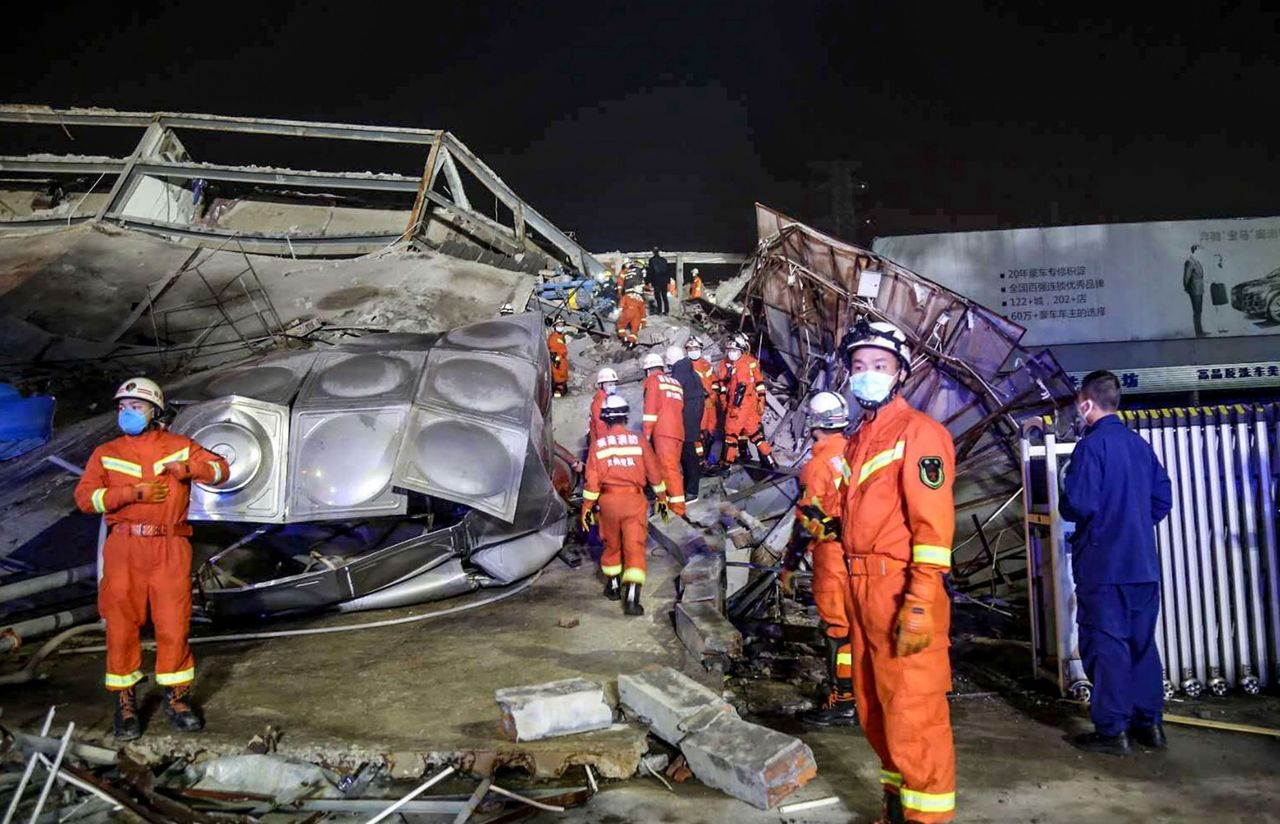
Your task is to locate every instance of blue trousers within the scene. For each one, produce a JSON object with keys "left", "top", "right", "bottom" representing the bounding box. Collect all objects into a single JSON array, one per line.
[{"left": 1077, "top": 582, "right": 1164, "bottom": 735}]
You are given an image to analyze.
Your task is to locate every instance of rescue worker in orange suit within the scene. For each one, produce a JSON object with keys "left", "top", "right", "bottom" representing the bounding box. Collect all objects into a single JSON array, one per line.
[
  {"left": 708, "top": 353, "right": 732, "bottom": 468},
  {"left": 581, "top": 394, "right": 669, "bottom": 615},
  {"left": 688, "top": 268, "right": 705, "bottom": 301},
  {"left": 781, "top": 392, "right": 858, "bottom": 726},
  {"left": 615, "top": 286, "right": 647, "bottom": 349},
  {"left": 838, "top": 320, "right": 956, "bottom": 824},
  {"left": 73, "top": 378, "right": 229, "bottom": 742},
  {"left": 721, "top": 332, "right": 776, "bottom": 469},
  {"left": 641, "top": 351, "right": 687, "bottom": 516},
  {"left": 686, "top": 337, "right": 718, "bottom": 462},
  {"left": 547, "top": 318, "right": 570, "bottom": 398},
  {"left": 588, "top": 367, "right": 619, "bottom": 447}
]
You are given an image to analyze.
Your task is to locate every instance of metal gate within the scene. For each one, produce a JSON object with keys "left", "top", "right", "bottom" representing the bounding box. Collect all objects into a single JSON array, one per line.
[{"left": 1021, "top": 404, "right": 1279, "bottom": 700}]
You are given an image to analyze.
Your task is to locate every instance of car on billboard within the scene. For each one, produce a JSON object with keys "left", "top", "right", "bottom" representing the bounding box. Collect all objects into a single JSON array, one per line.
[{"left": 1230, "top": 266, "right": 1280, "bottom": 323}]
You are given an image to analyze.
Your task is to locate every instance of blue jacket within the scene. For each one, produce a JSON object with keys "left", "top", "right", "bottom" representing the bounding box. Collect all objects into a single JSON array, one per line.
[{"left": 1059, "top": 415, "right": 1172, "bottom": 589}]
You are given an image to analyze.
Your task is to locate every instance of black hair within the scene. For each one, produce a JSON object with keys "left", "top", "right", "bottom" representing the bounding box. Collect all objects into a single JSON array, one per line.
[{"left": 1078, "top": 370, "right": 1121, "bottom": 412}]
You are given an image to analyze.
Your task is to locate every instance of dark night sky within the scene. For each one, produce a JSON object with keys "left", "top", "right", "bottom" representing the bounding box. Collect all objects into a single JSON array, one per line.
[{"left": 7, "top": 0, "right": 1280, "bottom": 251}]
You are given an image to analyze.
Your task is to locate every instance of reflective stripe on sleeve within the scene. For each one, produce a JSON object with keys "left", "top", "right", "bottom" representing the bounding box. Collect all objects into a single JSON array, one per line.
[
  {"left": 153, "top": 447, "right": 190, "bottom": 475},
  {"left": 857, "top": 441, "right": 905, "bottom": 485},
  {"left": 91, "top": 488, "right": 108, "bottom": 514},
  {"left": 912, "top": 544, "right": 952, "bottom": 567},
  {"left": 101, "top": 457, "right": 143, "bottom": 478},
  {"left": 582, "top": 489, "right": 601, "bottom": 501},
  {"left": 836, "top": 651, "right": 853, "bottom": 666},
  {"left": 651, "top": 483, "right": 667, "bottom": 494},
  {"left": 901, "top": 788, "right": 955, "bottom": 815},
  {"left": 668, "top": 495, "right": 686, "bottom": 503},
  {"left": 155, "top": 667, "right": 195, "bottom": 686},
  {"left": 880, "top": 769, "right": 903, "bottom": 788},
  {"left": 642, "top": 414, "right": 659, "bottom": 422},
  {"left": 105, "top": 670, "right": 144, "bottom": 689},
  {"left": 210, "top": 462, "right": 223, "bottom": 484}
]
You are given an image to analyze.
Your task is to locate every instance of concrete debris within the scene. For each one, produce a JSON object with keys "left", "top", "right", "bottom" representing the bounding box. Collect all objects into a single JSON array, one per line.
[
  {"left": 648, "top": 511, "right": 719, "bottom": 563},
  {"left": 557, "top": 617, "right": 580, "bottom": 629},
  {"left": 617, "top": 666, "right": 737, "bottom": 746},
  {"left": 678, "top": 553, "right": 725, "bottom": 608},
  {"left": 189, "top": 753, "right": 343, "bottom": 803},
  {"left": 680, "top": 713, "right": 817, "bottom": 810},
  {"left": 674, "top": 601, "right": 744, "bottom": 662},
  {"left": 495, "top": 678, "right": 614, "bottom": 742}
]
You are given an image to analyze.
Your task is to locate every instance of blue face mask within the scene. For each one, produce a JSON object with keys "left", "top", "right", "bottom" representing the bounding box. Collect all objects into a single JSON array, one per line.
[
  {"left": 118, "top": 407, "right": 150, "bottom": 436},
  {"left": 850, "top": 371, "right": 897, "bottom": 406}
]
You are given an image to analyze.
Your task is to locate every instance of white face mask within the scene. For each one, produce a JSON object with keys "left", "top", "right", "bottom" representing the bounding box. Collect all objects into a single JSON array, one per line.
[
  {"left": 850, "top": 371, "right": 896, "bottom": 405},
  {"left": 727, "top": 349, "right": 742, "bottom": 362},
  {"left": 687, "top": 349, "right": 703, "bottom": 360}
]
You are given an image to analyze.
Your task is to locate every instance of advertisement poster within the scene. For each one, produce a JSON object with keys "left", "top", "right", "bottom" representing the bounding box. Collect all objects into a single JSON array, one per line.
[{"left": 872, "top": 217, "right": 1280, "bottom": 348}]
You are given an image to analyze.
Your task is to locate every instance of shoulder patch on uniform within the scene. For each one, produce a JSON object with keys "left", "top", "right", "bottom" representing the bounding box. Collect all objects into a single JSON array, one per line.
[{"left": 919, "top": 456, "right": 945, "bottom": 489}]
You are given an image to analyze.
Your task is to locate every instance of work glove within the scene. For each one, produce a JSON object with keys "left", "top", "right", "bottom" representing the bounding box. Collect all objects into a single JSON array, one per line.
[
  {"left": 133, "top": 482, "right": 169, "bottom": 504},
  {"left": 654, "top": 496, "right": 670, "bottom": 522},
  {"left": 579, "top": 505, "right": 597, "bottom": 533},
  {"left": 160, "top": 460, "right": 193, "bottom": 481},
  {"left": 799, "top": 504, "right": 841, "bottom": 543},
  {"left": 894, "top": 593, "right": 934, "bottom": 657}
]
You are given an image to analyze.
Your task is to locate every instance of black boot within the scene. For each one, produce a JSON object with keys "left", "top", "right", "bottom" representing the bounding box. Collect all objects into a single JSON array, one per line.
[
  {"left": 878, "top": 790, "right": 905, "bottom": 824},
  {"left": 1131, "top": 722, "right": 1167, "bottom": 749},
  {"left": 760, "top": 451, "right": 777, "bottom": 470},
  {"left": 603, "top": 575, "right": 621, "bottom": 601},
  {"left": 622, "top": 582, "right": 645, "bottom": 616},
  {"left": 164, "top": 684, "right": 205, "bottom": 732},
  {"left": 112, "top": 687, "right": 142, "bottom": 741},
  {"left": 1071, "top": 729, "right": 1130, "bottom": 755},
  {"left": 799, "top": 688, "right": 860, "bottom": 726}
]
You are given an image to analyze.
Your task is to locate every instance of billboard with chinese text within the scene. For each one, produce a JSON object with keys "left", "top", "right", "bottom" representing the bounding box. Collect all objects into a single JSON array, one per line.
[{"left": 873, "top": 217, "right": 1280, "bottom": 347}]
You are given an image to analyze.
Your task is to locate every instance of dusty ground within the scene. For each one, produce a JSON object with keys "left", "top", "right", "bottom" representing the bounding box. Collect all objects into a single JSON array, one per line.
[{"left": 4, "top": 536, "right": 1279, "bottom": 822}]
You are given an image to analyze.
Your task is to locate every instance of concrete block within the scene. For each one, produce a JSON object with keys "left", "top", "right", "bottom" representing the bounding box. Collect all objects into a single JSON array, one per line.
[
  {"left": 495, "top": 678, "right": 613, "bottom": 742},
  {"left": 617, "top": 666, "right": 737, "bottom": 746},
  {"left": 685, "top": 494, "right": 725, "bottom": 528},
  {"left": 680, "top": 552, "right": 724, "bottom": 586},
  {"left": 649, "top": 512, "right": 714, "bottom": 563},
  {"left": 681, "top": 714, "right": 817, "bottom": 809},
  {"left": 675, "top": 601, "right": 743, "bottom": 661},
  {"left": 679, "top": 576, "right": 720, "bottom": 607}
]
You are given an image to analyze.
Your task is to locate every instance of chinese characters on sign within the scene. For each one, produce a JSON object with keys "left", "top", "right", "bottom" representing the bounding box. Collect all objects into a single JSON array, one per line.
[
  {"left": 1067, "top": 363, "right": 1280, "bottom": 394},
  {"left": 1200, "top": 228, "right": 1280, "bottom": 242},
  {"left": 999, "top": 266, "right": 1108, "bottom": 324}
]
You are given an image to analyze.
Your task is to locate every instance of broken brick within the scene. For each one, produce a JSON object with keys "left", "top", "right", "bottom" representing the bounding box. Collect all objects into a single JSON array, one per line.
[
  {"left": 617, "top": 666, "right": 737, "bottom": 746},
  {"left": 681, "top": 713, "right": 817, "bottom": 809},
  {"left": 674, "top": 601, "right": 743, "bottom": 661}
]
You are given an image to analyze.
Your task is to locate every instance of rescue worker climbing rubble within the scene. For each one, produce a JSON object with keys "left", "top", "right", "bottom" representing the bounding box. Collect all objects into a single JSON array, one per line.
[
  {"left": 581, "top": 394, "right": 669, "bottom": 616},
  {"left": 547, "top": 319, "right": 570, "bottom": 398},
  {"left": 641, "top": 351, "right": 687, "bottom": 516},
  {"left": 615, "top": 286, "right": 647, "bottom": 349},
  {"left": 783, "top": 391, "right": 858, "bottom": 727},
  {"left": 73, "top": 378, "right": 229, "bottom": 742},
  {"left": 721, "top": 332, "right": 775, "bottom": 469},
  {"left": 837, "top": 319, "right": 956, "bottom": 824}
]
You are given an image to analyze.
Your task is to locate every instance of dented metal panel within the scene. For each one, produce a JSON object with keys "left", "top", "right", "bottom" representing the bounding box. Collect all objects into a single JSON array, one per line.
[{"left": 173, "top": 395, "right": 290, "bottom": 523}]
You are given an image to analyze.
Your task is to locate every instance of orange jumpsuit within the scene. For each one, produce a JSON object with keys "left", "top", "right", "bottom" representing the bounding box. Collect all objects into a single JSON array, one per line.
[
  {"left": 840, "top": 395, "right": 955, "bottom": 823},
  {"left": 642, "top": 372, "right": 686, "bottom": 515},
  {"left": 690, "top": 358, "right": 718, "bottom": 458},
  {"left": 722, "top": 354, "right": 772, "bottom": 465},
  {"left": 689, "top": 275, "right": 704, "bottom": 300},
  {"left": 588, "top": 388, "right": 608, "bottom": 447},
  {"left": 582, "top": 425, "right": 666, "bottom": 585},
  {"left": 616, "top": 295, "right": 646, "bottom": 346},
  {"left": 74, "top": 429, "right": 228, "bottom": 692},
  {"left": 797, "top": 433, "right": 854, "bottom": 690},
  {"left": 547, "top": 330, "right": 569, "bottom": 396}
]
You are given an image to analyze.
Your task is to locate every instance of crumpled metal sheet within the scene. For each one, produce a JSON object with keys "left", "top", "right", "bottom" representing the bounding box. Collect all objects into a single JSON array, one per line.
[{"left": 743, "top": 204, "right": 1076, "bottom": 595}]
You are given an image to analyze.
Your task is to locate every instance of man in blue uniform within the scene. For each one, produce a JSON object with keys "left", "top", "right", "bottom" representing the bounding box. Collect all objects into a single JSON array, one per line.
[{"left": 1060, "top": 370, "right": 1172, "bottom": 755}]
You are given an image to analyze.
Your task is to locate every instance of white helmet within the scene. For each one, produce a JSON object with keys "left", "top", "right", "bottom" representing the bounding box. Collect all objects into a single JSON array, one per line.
[
  {"left": 844, "top": 319, "right": 911, "bottom": 370},
  {"left": 600, "top": 393, "right": 630, "bottom": 425},
  {"left": 596, "top": 367, "right": 619, "bottom": 385},
  {"left": 691, "top": 268, "right": 700, "bottom": 276},
  {"left": 499, "top": 302, "right": 515, "bottom": 315},
  {"left": 664, "top": 345, "right": 684, "bottom": 367},
  {"left": 684, "top": 336, "right": 704, "bottom": 351},
  {"left": 642, "top": 352, "right": 665, "bottom": 371},
  {"left": 726, "top": 332, "right": 749, "bottom": 352},
  {"left": 114, "top": 377, "right": 165, "bottom": 409},
  {"left": 807, "top": 391, "right": 850, "bottom": 430}
]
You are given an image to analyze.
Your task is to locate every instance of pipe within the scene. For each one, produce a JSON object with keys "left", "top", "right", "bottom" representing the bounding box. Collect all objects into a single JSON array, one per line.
[
  {"left": 11, "top": 730, "right": 118, "bottom": 768},
  {"left": 0, "top": 565, "right": 96, "bottom": 605},
  {"left": 363, "top": 766, "right": 454, "bottom": 824},
  {"left": 0, "top": 606, "right": 99, "bottom": 653},
  {"left": 0, "top": 621, "right": 104, "bottom": 685},
  {"left": 63, "top": 570, "right": 543, "bottom": 655},
  {"left": 2, "top": 708, "right": 54, "bottom": 824},
  {"left": 1164, "top": 713, "right": 1280, "bottom": 738},
  {"left": 27, "top": 721, "right": 73, "bottom": 824}
]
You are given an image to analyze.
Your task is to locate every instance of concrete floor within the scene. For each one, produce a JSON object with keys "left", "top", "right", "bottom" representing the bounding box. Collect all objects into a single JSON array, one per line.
[{"left": 5, "top": 544, "right": 1280, "bottom": 823}]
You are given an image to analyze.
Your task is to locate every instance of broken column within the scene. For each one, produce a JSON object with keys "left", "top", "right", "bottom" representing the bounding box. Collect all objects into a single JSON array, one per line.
[
  {"left": 617, "top": 665, "right": 736, "bottom": 746},
  {"left": 681, "top": 713, "right": 818, "bottom": 810},
  {"left": 495, "top": 677, "right": 613, "bottom": 741}
]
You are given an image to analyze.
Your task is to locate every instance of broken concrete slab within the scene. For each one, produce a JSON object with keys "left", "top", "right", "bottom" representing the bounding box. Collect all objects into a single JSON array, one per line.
[
  {"left": 679, "top": 576, "right": 720, "bottom": 607},
  {"left": 678, "top": 553, "right": 724, "bottom": 608},
  {"left": 675, "top": 601, "right": 743, "bottom": 661},
  {"left": 649, "top": 513, "right": 720, "bottom": 563},
  {"left": 495, "top": 677, "right": 614, "bottom": 742},
  {"left": 685, "top": 495, "right": 726, "bottom": 528},
  {"left": 681, "top": 714, "right": 817, "bottom": 810},
  {"left": 617, "top": 666, "right": 737, "bottom": 746}
]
